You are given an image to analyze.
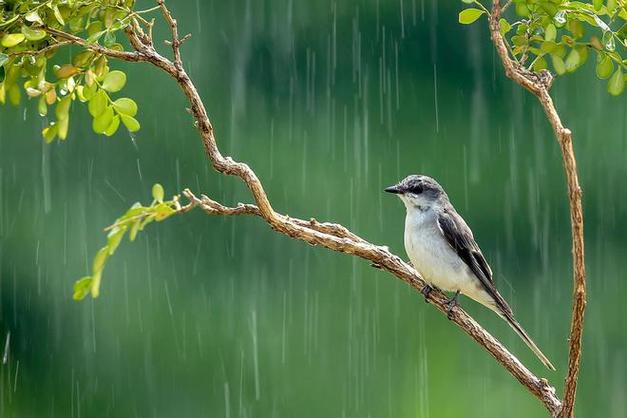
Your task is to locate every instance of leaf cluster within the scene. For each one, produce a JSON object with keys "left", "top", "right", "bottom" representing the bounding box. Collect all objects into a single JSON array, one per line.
[
  {"left": 73, "top": 184, "right": 179, "bottom": 300},
  {"left": 460, "top": 0, "right": 627, "bottom": 95},
  {"left": 0, "top": 0, "right": 141, "bottom": 142}
]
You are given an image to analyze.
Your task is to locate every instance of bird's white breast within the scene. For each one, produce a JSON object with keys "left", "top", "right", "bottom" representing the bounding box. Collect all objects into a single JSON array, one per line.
[{"left": 403, "top": 208, "right": 484, "bottom": 298}]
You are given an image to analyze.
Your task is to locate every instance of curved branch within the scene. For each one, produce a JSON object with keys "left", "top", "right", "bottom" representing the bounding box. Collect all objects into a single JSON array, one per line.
[
  {"left": 489, "top": 2, "right": 587, "bottom": 417},
  {"left": 43, "top": 3, "right": 562, "bottom": 414}
]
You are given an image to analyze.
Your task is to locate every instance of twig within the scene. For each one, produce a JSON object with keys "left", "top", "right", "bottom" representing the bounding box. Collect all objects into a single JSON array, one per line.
[
  {"left": 43, "top": 1, "right": 564, "bottom": 414},
  {"left": 7, "top": 40, "right": 71, "bottom": 58},
  {"left": 489, "top": 2, "right": 587, "bottom": 417},
  {"left": 157, "top": 0, "right": 189, "bottom": 70},
  {"left": 44, "top": 27, "right": 144, "bottom": 63}
]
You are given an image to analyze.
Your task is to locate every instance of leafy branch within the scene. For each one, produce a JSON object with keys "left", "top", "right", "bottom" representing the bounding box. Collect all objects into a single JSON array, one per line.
[
  {"left": 1, "top": 0, "right": 142, "bottom": 141},
  {"left": 460, "top": 0, "right": 626, "bottom": 95},
  {"left": 72, "top": 183, "right": 179, "bottom": 300},
  {"left": 460, "top": 0, "right": 592, "bottom": 416}
]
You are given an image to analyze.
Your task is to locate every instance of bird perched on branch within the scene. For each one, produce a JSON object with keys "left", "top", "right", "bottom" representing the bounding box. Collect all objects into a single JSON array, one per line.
[{"left": 385, "top": 174, "right": 555, "bottom": 370}]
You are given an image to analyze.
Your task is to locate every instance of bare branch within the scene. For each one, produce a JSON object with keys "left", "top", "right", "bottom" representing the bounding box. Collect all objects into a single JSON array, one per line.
[
  {"left": 489, "top": 2, "right": 587, "bottom": 417},
  {"left": 157, "top": 0, "right": 187, "bottom": 70}
]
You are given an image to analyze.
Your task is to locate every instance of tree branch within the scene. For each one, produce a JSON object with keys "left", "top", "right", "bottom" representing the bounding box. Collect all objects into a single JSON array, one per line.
[
  {"left": 42, "top": 3, "right": 564, "bottom": 414},
  {"left": 489, "top": 2, "right": 587, "bottom": 417}
]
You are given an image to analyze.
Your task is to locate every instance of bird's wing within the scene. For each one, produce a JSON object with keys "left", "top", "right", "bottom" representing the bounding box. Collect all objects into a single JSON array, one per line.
[
  {"left": 437, "top": 209, "right": 554, "bottom": 370},
  {"left": 436, "top": 208, "right": 510, "bottom": 313}
]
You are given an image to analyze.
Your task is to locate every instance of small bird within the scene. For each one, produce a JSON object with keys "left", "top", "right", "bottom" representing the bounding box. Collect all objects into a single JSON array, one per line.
[{"left": 385, "top": 174, "right": 555, "bottom": 370}]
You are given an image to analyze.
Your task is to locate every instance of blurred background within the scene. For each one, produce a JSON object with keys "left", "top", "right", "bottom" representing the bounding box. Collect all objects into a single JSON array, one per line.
[{"left": 1, "top": 0, "right": 626, "bottom": 417}]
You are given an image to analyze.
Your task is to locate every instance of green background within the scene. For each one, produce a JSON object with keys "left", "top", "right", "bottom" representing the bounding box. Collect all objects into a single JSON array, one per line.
[{"left": 1, "top": 1, "right": 626, "bottom": 417}]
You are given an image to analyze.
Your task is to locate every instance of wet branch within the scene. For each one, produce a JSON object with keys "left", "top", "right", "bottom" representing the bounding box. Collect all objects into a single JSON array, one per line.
[
  {"left": 489, "top": 2, "right": 587, "bottom": 417},
  {"left": 45, "top": 1, "right": 563, "bottom": 414}
]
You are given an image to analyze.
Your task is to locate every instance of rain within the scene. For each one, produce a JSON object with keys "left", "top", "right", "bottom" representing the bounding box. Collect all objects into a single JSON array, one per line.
[{"left": 0, "top": 0, "right": 626, "bottom": 417}]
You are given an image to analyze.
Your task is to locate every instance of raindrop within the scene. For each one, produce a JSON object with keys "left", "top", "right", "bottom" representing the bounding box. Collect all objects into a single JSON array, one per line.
[{"left": 2, "top": 331, "right": 10, "bottom": 364}]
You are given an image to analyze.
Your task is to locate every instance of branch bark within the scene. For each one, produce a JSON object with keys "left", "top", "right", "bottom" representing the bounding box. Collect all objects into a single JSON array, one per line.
[
  {"left": 489, "top": 2, "right": 587, "bottom": 417},
  {"left": 44, "top": 2, "right": 568, "bottom": 415}
]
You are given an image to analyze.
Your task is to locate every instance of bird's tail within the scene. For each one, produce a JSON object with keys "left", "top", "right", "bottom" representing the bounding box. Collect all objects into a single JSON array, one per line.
[{"left": 496, "top": 309, "right": 556, "bottom": 371}]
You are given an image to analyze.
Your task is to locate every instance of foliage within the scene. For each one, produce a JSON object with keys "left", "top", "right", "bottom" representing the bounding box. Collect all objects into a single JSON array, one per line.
[
  {"left": 0, "top": 0, "right": 141, "bottom": 142},
  {"left": 459, "top": 0, "right": 627, "bottom": 96},
  {"left": 72, "top": 183, "right": 179, "bottom": 300}
]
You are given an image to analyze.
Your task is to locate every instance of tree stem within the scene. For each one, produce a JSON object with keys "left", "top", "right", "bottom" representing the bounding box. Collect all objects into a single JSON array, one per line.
[{"left": 489, "top": 2, "right": 587, "bottom": 417}]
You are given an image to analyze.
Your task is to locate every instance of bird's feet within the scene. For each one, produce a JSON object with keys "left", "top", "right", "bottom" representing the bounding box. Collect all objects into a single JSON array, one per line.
[
  {"left": 420, "top": 284, "right": 434, "bottom": 303},
  {"left": 445, "top": 290, "right": 460, "bottom": 320}
]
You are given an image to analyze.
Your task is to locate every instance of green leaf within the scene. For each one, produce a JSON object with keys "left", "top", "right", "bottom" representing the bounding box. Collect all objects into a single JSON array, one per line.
[
  {"left": 93, "top": 106, "right": 115, "bottom": 134},
  {"left": 91, "top": 246, "right": 109, "bottom": 275},
  {"left": 551, "top": 54, "right": 566, "bottom": 75},
  {"left": 565, "top": 49, "right": 580, "bottom": 72},
  {"left": 458, "top": 8, "right": 485, "bottom": 24},
  {"left": 515, "top": 2, "right": 530, "bottom": 17},
  {"left": 608, "top": 68, "right": 625, "bottom": 96},
  {"left": 88, "top": 90, "right": 108, "bottom": 117},
  {"left": 154, "top": 203, "right": 176, "bottom": 221},
  {"left": 152, "top": 183, "right": 165, "bottom": 203},
  {"left": 120, "top": 114, "right": 140, "bottom": 132},
  {"left": 107, "top": 226, "right": 126, "bottom": 255},
  {"left": 104, "top": 31, "right": 117, "bottom": 48},
  {"left": 532, "top": 56, "right": 548, "bottom": 71},
  {"left": 541, "top": 41, "right": 559, "bottom": 54},
  {"left": 499, "top": 18, "right": 511, "bottom": 35},
  {"left": 104, "top": 115, "right": 121, "bottom": 136},
  {"left": 90, "top": 271, "right": 102, "bottom": 298},
  {"left": 8, "top": 84, "right": 20, "bottom": 106},
  {"left": 24, "top": 11, "right": 43, "bottom": 25},
  {"left": 38, "top": 96, "right": 47, "bottom": 116},
  {"left": 596, "top": 54, "right": 614, "bottom": 79},
  {"left": 55, "top": 64, "right": 80, "bottom": 79},
  {"left": 21, "top": 26, "right": 47, "bottom": 41},
  {"left": 607, "top": 0, "right": 617, "bottom": 14},
  {"left": 129, "top": 220, "right": 141, "bottom": 241},
  {"left": 545, "top": 24, "right": 557, "bottom": 42},
  {"left": 72, "top": 51, "right": 95, "bottom": 68},
  {"left": 42, "top": 124, "right": 58, "bottom": 143},
  {"left": 0, "top": 15, "right": 19, "bottom": 29},
  {"left": 113, "top": 98, "right": 138, "bottom": 116},
  {"left": 0, "top": 53, "right": 8, "bottom": 68},
  {"left": 101, "top": 70, "right": 126, "bottom": 92},
  {"left": 87, "top": 30, "right": 106, "bottom": 44},
  {"left": 461, "top": 0, "right": 474, "bottom": 3},
  {"left": 52, "top": 5, "right": 65, "bottom": 25},
  {"left": 73, "top": 276, "right": 93, "bottom": 301},
  {"left": 56, "top": 97, "right": 72, "bottom": 120},
  {"left": 1, "top": 33, "right": 26, "bottom": 48},
  {"left": 57, "top": 117, "right": 69, "bottom": 140},
  {"left": 593, "top": 0, "right": 603, "bottom": 10}
]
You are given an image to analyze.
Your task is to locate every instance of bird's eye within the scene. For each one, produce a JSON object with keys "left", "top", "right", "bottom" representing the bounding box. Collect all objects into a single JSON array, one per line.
[{"left": 411, "top": 185, "right": 423, "bottom": 194}]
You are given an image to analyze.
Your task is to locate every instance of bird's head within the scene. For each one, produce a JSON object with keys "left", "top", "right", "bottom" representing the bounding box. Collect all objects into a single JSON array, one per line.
[{"left": 384, "top": 174, "right": 447, "bottom": 211}]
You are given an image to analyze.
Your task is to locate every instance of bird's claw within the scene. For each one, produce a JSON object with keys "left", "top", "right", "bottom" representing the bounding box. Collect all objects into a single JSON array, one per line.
[
  {"left": 420, "top": 285, "right": 433, "bottom": 303},
  {"left": 445, "top": 290, "right": 460, "bottom": 320}
]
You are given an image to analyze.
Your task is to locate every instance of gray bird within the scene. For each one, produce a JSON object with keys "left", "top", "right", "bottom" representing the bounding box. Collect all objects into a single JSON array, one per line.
[{"left": 385, "top": 174, "right": 555, "bottom": 370}]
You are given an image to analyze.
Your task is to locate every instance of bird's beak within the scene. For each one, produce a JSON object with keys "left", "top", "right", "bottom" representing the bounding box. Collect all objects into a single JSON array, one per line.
[{"left": 384, "top": 185, "right": 402, "bottom": 194}]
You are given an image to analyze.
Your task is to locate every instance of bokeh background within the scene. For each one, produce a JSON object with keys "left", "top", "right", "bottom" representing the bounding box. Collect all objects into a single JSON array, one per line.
[{"left": 1, "top": 1, "right": 626, "bottom": 417}]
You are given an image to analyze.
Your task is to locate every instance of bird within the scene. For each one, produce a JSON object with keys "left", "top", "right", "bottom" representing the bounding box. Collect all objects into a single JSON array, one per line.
[{"left": 384, "top": 174, "right": 555, "bottom": 371}]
